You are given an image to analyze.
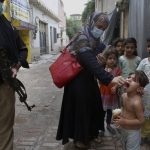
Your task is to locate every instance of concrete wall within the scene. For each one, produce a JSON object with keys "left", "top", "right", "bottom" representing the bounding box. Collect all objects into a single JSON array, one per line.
[{"left": 95, "top": 0, "right": 118, "bottom": 13}]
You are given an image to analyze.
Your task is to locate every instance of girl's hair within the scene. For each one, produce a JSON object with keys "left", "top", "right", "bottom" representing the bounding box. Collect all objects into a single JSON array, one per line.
[
  {"left": 124, "top": 37, "right": 138, "bottom": 56},
  {"left": 104, "top": 46, "right": 119, "bottom": 61},
  {"left": 112, "top": 38, "right": 124, "bottom": 47}
]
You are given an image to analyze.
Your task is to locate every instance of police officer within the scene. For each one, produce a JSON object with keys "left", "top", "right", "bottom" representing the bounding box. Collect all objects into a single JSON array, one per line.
[{"left": 0, "top": 0, "right": 29, "bottom": 149}]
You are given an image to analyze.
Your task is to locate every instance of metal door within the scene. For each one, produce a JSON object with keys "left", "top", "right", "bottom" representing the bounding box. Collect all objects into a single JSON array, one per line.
[{"left": 39, "top": 21, "right": 47, "bottom": 54}]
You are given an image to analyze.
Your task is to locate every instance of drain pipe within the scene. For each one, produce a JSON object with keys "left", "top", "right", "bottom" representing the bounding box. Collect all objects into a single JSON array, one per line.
[{"left": 120, "top": 10, "right": 124, "bottom": 38}]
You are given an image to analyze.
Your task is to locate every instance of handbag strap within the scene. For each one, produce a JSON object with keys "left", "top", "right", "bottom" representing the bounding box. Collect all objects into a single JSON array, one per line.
[{"left": 64, "top": 32, "right": 88, "bottom": 50}]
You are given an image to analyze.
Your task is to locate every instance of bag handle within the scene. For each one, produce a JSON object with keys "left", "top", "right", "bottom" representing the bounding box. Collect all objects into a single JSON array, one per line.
[{"left": 63, "top": 32, "right": 88, "bottom": 51}]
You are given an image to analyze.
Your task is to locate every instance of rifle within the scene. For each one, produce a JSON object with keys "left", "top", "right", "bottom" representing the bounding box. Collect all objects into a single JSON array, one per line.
[{"left": 0, "top": 48, "right": 35, "bottom": 111}]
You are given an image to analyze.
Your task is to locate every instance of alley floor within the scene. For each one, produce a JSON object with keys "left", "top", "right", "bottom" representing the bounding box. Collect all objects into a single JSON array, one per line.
[{"left": 13, "top": 54, "right": 150, "bottom": 150}]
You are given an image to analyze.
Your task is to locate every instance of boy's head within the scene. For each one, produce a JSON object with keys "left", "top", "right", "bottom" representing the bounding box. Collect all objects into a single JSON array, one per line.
[
  {"left": 112, "top": 38, "right": 124, "bottom": 55},
  {"left": 124, "top": 37, "right": 138, "bottom": 57},
  {"left": 147, "top": 38, "right": 150, "bottom": 54},
  {"left": 125, "top": 71, "right": 149, "bottom": 95}
]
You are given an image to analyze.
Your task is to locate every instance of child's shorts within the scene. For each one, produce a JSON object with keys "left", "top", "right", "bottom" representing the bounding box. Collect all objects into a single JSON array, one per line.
[{"left": 120, "top": 128, "right": 141, "bottom": 150}]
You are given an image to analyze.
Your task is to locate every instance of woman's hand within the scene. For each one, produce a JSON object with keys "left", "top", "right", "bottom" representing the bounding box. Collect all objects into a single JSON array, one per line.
[
  {"left": 96, "top": 53, "right": 106, "bottom": 65},
  {"left": 111, "top": 76, "right": 126, "bottom": 86},
  {"left": 11, "top": 62, "right": 21, "bottom": 78},
  {"left": 105, "top": 68, "right": 112, "bottom": 72},
  {"left": 11, "top": 67, "right": 18, "bottom": 78}
]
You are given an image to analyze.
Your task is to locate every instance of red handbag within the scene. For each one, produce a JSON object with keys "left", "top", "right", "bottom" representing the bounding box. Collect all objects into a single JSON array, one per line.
[
  {"left": 49, "top": 48, "right": 82, "bottom": 88},
  {"left": 49, "top": 33, "right": 84, "bottom": 88}
]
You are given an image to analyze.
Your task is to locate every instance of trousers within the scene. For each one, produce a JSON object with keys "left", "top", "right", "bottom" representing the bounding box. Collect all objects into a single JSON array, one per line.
[
  {"left": 0, "top": 82, "right": 15, "bottom": 150},
  {"left": 120, "top": 128, "right": 141, "bottom": 150}
]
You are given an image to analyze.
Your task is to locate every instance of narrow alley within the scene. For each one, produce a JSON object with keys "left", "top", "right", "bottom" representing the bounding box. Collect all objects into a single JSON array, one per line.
[{"left": 13, "top": 54, "right": 149, "bottom": 150}]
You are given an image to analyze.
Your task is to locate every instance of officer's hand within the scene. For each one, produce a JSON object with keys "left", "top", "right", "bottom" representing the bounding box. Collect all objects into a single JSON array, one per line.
[{"left": 11, "top": 67, "right": 18, "bottom": 78}]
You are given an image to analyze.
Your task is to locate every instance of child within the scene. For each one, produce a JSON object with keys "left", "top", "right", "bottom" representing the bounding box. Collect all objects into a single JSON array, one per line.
[
  {"left": 100, "top": 48, "right": 121, "bottom": 134},
  {"left": 112, "top": 38, "right": 125, "bottom": 56},
  {"left": 137, "top": 38, "right": 150, "bottom": 143},
  {"left": 114, "top": 71, "right": 149, "bottom": 150},
  {"left": 119, "top": 37, "right": 141, "bottom": 79}
]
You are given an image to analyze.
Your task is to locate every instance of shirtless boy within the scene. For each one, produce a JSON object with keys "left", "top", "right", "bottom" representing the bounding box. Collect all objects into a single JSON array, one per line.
[{"left": 114, "top": 70, "right": 149, "bottom": 150}]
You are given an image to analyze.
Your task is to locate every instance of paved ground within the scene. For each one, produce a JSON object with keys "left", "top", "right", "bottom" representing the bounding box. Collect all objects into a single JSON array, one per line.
[{"left": 13, "top": 54, "right": 150, "bottom": 150}]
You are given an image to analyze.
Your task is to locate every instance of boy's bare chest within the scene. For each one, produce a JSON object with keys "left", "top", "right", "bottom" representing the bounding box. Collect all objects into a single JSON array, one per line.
[{"left": 123, "top": 99, "right": 135, "bottom": 116}]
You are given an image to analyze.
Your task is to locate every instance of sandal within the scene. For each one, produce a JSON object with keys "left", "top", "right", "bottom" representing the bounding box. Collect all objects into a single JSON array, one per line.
[
  {"left": 99, "top": 130, "right": 104, "bottom": 137},
  {"left": 74, "top": 141, "right": 89, "bottom": 149},
  {"left": 93, "top": 137, "right": 102, "bottom": 144}
]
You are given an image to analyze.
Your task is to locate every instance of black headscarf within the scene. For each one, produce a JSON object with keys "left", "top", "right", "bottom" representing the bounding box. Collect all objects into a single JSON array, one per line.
[{"left": 0, "top": 15, "right": 19, "bottom": 64}]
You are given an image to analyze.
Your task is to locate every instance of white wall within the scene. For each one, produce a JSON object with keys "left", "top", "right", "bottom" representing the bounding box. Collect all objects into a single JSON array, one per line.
[
  {"left": 58, "top": 0, "right": 68, "bottom": 47},
  {"left": 30, "top": 5, "right": 60, "bottom": 60},
  {"left": 40, "top": 0, "right": 59, "bottom": 16}
]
